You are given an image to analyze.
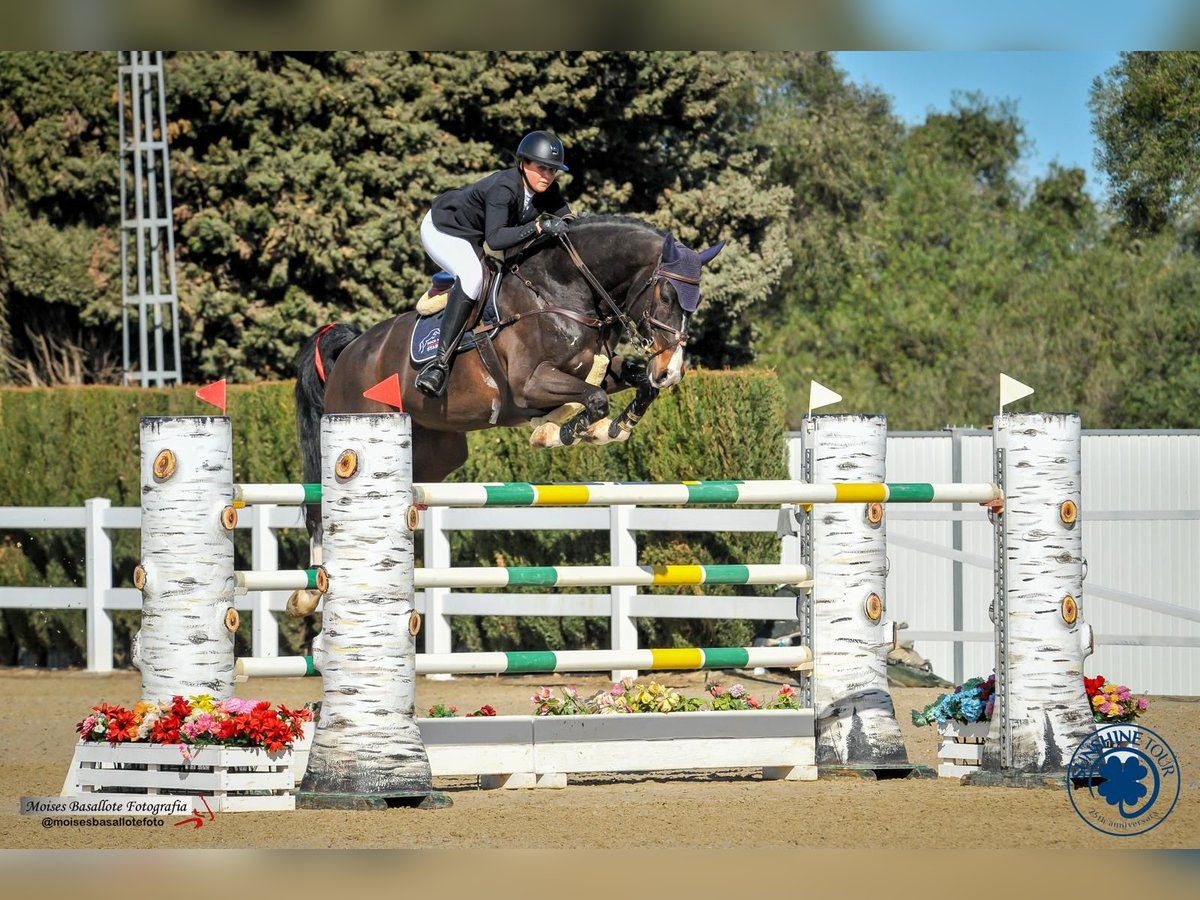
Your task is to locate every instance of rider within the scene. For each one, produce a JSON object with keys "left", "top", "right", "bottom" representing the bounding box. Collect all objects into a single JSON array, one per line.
[{"left": 415, "top": 130, "right": 574, "bottom": 398}]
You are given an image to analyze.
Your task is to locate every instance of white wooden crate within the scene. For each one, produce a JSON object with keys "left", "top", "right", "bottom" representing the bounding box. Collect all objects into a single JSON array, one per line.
[
  {"left": 63, "top": 725, "right": 314, "bottom": 813},
  {"left": 935, "top": 719, "right": 990, "bottom": 779}
]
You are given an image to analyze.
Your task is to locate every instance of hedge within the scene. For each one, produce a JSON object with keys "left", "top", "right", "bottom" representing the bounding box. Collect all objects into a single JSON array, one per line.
[{"left": 0, "top": 369, "right": 789, "bottom": 666}]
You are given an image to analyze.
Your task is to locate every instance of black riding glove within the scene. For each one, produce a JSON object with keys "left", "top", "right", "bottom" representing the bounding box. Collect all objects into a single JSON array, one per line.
[{"left": 538, "top": 215, "right": 570, "bottom": 237}]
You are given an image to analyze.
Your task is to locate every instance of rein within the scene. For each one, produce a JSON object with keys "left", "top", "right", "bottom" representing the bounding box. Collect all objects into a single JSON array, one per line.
[{"left": 557, "top": 235, "right": 654, "bottom": 353}]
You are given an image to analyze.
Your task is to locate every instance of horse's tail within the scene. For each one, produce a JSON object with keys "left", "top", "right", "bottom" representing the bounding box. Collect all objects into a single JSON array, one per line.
[{"left": 295, "top": 323, "right": 362, "bottom": 485}]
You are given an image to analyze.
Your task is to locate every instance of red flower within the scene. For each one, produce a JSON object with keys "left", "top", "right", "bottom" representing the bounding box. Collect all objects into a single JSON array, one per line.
[
  {"left": 150, "top": 714, "right": 182, "bottom": 744},
  {"left": 1084, "top": 675, "right": 1106, "bottom": 698},
  {"left": 170, "top": 696, "right": 193, "bottom": 718},
  {"left": 104, "top": 706, "right": 136, "bottom": 743}
]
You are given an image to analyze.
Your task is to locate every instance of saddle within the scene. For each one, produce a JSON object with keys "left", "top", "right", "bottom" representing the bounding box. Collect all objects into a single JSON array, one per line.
[{"left": 409, "top": 262, "right": 504, "bottom": 365}]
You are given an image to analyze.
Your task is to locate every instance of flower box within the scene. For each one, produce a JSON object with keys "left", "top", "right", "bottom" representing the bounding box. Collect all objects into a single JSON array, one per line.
[
  {"left": 936, "top": 719, "right": 991, "bottom": 778},
  {"left": 418, "top": 709, "right": 816, "bottom": 789},
  {"left": 62, "top": 725, "right": 314, "bottom": 813}
]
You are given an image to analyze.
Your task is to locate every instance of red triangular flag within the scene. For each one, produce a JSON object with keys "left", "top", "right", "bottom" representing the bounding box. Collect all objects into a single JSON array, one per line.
[
  {"left": 195, "top": 379, "right": 227, "bottom": 414},
  {"left": 363, "top": 373, "right": 404, "bottom": 411}
]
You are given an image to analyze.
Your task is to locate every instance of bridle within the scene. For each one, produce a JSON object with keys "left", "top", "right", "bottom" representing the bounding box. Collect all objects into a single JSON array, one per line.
[{"left": 557, "top": 234, "right": 690, "bottom": 360}]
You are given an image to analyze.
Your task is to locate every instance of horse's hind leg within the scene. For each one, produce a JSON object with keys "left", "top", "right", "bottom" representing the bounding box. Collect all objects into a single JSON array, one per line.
[
  {"left": 286, "top": 428, "right": 466, "bottom": 619},
  {"left": 411, "top": 425, "right": 468, "bottom": 483},
  {"left": 286, "top": 505, "right": 324, "bottom": 618}
]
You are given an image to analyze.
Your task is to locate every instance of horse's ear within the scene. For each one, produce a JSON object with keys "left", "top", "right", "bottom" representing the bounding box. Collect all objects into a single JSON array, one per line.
[
  {"left": 661, "top": 232, "right": 680, "bottom": 263},
  {"left": 698, "top": 240, "right": 726, "bottom": 266}
]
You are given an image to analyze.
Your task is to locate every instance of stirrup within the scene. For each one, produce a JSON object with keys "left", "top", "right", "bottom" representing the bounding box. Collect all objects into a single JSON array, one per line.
[{"left": 415, "top": 362, "right": 448, "bottom": 397}]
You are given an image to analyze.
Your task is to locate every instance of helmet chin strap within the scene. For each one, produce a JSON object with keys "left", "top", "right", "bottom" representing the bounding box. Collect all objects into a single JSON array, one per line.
[{"left": 519, "top": 159, "right": 541, "bottom": 193}]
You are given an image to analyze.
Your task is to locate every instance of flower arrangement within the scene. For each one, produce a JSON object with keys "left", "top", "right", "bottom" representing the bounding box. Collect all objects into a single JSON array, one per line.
[
  {"left": 594, "top": 680, "right": 705, "bottom": 714},
  {"left": 914, "top": 672, "right": 1150, "bottom": 728},
  {"left": 523, "top": 679, "right": 801, "bottom": 716},
  {"left": 707, "top": 682, "right": 761, "bottom": 711},
  {"left": 76, "top": 695, "right": 312, "bottom": 757},
  {"left": 426, "top": 703, "right": 497, "bottom": 718},
  {"left": 911, "top": 675, "right": 995, "bottom": 727},
  {"left": 1084, "top": 675, "right": 1149, "bottom": 724}
]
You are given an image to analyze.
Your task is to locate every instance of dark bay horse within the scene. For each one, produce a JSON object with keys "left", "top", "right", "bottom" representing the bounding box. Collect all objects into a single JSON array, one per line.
[
  {"left": 294, "top": 215, "right": 724, "bottom": 486},
  {"left": 288, "top": 216, "right": 722, "bottom": 617}
]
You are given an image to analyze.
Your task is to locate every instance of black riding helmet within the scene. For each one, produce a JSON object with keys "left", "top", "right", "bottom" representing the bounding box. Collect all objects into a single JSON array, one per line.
[{"left": 516, "top": 130, "right": 569, "bottom": 172}]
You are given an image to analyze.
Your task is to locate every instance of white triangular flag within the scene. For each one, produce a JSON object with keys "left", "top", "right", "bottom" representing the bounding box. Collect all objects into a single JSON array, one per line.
[
  {"left": 808, "top": 381, "right": 842, "bottom": 416},
  {"left": 999, "top": 373, "right": 1035, "bottom": 411}
]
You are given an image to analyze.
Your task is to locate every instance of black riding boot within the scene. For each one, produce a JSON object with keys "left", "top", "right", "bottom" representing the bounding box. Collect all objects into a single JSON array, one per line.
[{"left": 415, "top": 278, "right": 474, "bottom": 398}]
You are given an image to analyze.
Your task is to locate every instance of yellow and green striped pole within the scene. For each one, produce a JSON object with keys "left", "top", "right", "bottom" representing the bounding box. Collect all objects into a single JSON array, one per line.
[
  {"left": 231, "top": 480, "right": 1003, "bottom": 509},
  {"left": 235, "top": 645, "right": 812, "bottom": 679},
  {"left": 415, "top": 563, "right": 811, "bottom": 589},
  {"left": 232, "top": 563, "right": 812, "bottom": 594},
  {"left": 412, "top": 480, "right": 1002, "bottom": 507}
]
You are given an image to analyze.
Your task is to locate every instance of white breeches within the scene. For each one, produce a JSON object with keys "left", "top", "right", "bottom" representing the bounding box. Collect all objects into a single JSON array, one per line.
[{"left": 420, "top": 211, "right": 484, "bottom": 300}]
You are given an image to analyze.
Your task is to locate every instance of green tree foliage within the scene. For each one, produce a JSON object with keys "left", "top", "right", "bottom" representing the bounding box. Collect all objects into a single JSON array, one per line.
[
  {"left": 1, "top": 51, "right": 791, "bottom": 383},
  {"left": 1091, "top": 52, "right": 1200, "bottom": 238},
  {"left": 2, "top": 51, "right": 1198, "bottom": 431},
  {"left": 0, "top": 52, "right": 120, "bottom": 384},
  {"left": 758, "top": 74, "right": 1199, "bottom": 431}
]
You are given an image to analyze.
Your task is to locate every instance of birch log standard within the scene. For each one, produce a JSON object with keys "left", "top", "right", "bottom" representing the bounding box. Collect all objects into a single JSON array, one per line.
[
  {"left": 984, "top": 412, "right": 1095, "bottom": 773},
  {"left": 803, "top": 414, "right": 909, "bottom": 767},
  {"left": 297, "top": 413, "right": 436, "bottom": 809},
  {"left": 134, "top": 417, "right": 236, "bottom": 703}
]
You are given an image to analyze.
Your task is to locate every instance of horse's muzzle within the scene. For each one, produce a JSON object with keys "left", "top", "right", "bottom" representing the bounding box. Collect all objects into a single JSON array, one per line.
[{"left": 649, "top": 345, "right": 686, "bottom": 388}]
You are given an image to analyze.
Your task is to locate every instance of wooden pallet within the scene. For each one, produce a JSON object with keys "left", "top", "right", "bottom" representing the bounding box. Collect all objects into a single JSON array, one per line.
[{"left": 62, "top": 727, "right": 314, "bottom": 813}]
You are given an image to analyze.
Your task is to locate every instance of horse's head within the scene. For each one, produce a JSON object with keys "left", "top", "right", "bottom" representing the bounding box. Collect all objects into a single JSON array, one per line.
[{"left": 630, "top": 232, "right": 725, "bottom": 389}]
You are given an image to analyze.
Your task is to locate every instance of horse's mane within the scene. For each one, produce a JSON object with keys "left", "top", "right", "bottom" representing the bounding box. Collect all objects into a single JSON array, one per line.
[{"left": 569, "top": 214, "right": 664, "bottom": 238}]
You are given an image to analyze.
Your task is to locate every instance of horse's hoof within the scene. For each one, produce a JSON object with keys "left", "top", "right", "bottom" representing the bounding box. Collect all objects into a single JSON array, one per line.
[
  {"left": 578, "top": 418, "right": 614, "bottom": 445},
  {"left": 287, "top": 589, "right": 321, "bottom": 618},
  {"left": 529, "top": 422, "right": 563, "bottom": 449}
]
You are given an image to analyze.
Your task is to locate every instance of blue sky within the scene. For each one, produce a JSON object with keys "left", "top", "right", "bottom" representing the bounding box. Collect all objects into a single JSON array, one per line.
[
  {"left": 835, "top": 52, "right": 1121, "bottom": 199},
  {"left": 859, "top": 1, "right": 1194, "bottom": 50}
]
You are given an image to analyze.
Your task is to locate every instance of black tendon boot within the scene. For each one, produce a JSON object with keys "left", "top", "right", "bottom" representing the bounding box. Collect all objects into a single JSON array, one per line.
[{"left": 415, "top": 279, "right": 474, "bottom": 397}]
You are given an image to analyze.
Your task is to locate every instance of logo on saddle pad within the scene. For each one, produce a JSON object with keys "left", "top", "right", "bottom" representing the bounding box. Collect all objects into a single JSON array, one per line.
[{"left": 409, "top": 284, "right": 501, "bottom": 365}]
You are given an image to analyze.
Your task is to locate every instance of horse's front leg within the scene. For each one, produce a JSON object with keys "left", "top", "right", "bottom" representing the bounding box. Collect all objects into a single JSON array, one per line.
[
  {"left": 602, "top": 375, "right": 660, "bottom": 443},
  {"left": 579, "top": 356, "right": 660, "bottom": 445},
  {"left": 523, "top": 361, "right": 610, "bottom": 449}
]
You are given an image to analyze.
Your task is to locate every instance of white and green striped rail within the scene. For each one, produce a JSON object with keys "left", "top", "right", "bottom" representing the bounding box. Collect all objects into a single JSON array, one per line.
[
  {"left": 417, "top": 563, "right": 811, "bottom": 589},
  {"left": 235, "top": 568, "right": 326, "bottom": 594},
  {"left": 233, "top": 563, "right": 811, "bottom": 594},
  {"left": 412, "top": 480, "right": 1002, "bottom": 507},
  {"left": 231, "top": 479, "right": 1002, "bottom": 509},
  {"left": 235, "top": 645, "right": 813, "bottom": 679},
  {"left": 232, "top": 483, "right": 321, "bottom": 507}
]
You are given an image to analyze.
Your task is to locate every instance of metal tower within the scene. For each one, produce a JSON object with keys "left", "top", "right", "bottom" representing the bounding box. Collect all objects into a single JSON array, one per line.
[{"left": 118, "top": 51, "right": 182, "bottom": 387}]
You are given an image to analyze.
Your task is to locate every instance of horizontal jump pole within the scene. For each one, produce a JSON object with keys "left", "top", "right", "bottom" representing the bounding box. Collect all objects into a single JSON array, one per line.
[
  {"left": 233, "top": 563, "right": 812, "bottom": 594},
  {"left": 234, "top": 568, "right": 327, "bottom": 594},
  {"left": 235, "top": 645, "right": 813, "bottom": 679},
  {"left": 415, "top": 563, "right": 812, "bottom": 589},
  {"left": 232, "top": 483, "right": 320, "bottom": 507},
  {"left": 231, "top": 480, "right": 1003, "bottom": 509},
  {"left": 412, "top": 480, "right": 1003, "bottom": 507}
]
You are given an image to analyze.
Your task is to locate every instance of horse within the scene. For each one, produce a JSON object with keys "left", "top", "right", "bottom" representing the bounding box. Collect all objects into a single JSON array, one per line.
[{"left": 287, "top": 215, "right": 723, "bottom": 616}]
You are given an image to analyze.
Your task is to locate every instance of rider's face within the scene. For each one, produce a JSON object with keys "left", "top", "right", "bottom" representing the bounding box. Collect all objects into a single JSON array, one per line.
[{"left": 521, "top": 160, "right": 560, "bottom": 193}]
